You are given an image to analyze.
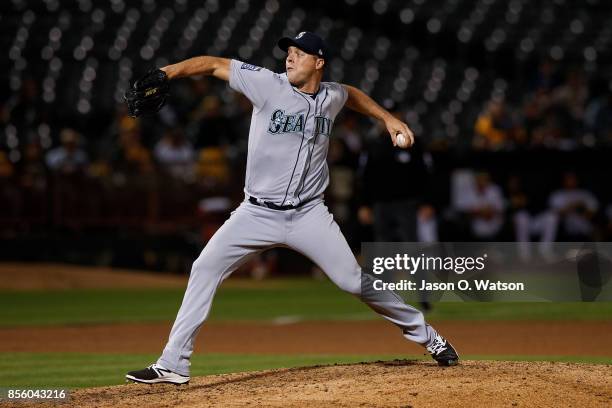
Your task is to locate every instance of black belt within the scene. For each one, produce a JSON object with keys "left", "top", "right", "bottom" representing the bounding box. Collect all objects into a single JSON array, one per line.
[{"left": 248, "top": 195, "right": 317, "bottom": 211}]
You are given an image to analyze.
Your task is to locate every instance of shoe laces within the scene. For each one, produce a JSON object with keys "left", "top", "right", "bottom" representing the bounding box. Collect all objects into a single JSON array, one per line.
[
  {"left": 427, "top": 335, "right": 448, "bottom": 355},
  {"left": 147, "top": 363, "right": 163, "bottom": 372}
]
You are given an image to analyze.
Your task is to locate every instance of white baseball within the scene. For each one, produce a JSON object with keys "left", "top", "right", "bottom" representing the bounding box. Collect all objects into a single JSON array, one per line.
[{"left": 396, "top": 133, "right": 410, "bottom": 148}]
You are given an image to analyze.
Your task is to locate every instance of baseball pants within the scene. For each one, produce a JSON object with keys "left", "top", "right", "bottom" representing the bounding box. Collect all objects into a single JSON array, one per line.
[{"left": 157, "top": 197, "right": 438, "bottom": 376}]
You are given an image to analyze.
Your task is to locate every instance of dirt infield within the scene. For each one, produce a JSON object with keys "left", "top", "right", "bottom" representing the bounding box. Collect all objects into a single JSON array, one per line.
[
  {"left": 16, "top": 361, "right": 612, "bottom": 408},
  {"left": 0, "top": 263, "right": 188, "bottom": 290},
  {"left": 2, "top": 320, "right": 611, "bottom": 357}
]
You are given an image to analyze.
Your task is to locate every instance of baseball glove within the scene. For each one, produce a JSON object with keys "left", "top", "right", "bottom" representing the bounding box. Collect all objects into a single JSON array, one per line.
[{"left": 124, "top": 69, "right": 169, "bottom": 117}]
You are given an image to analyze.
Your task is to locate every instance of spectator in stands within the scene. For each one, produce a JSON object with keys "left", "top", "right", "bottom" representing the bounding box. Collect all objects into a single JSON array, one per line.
[
  {"left": 358, "top": 118, "right": 435, "bottom": 242},
  {"left": 0, "top": 150, "right": 20, "bottom": 219},
  {"left": 585, "top": 90, "right": 612, "bottom": 145},
  {"left": 18, "top": 139, "right": 48, "bottom": 220},
  {"left": 20, "top": 138, "right": 47, "bottom": 191},
  {"left": 606, "top": 204, "right": 612, "bottom": 241},
  {"left": 523, "top": 88, "right": 553, "bottom": 142},
  {"left": 6, "top": 78, "right": 44, "bottom": 135},
  {"left": 473, "top": 98, "right": 521, "bottom": 150},
  {"left": 552, "top": 69, "right": 588, "bottom": 124},
  {"left": 530, "top": 110, "right": 576, "bottom": 150},
  {"left": 101, "top": 104, "right": 137, "bottom": 155},
  {"left": 327, "top": 137, "right": 356, "bottom": 225},
  {"left": 548, "top": 172, "right": 598, "bottom": 241},
  {"left": 335, "top": 112, "right": 363, "bottom": 156},
  {"left": 416, "top": 205, "right": 438, "bottom": 243},
  {"left": 114, "top": 128, "right": 154, "bottom": 175},
  {"left": 535, "top": 68, "right": 589, "bottom": 148},
  {"left": 194, "top": 147, "right": 231, "bottom": 191},
  {"left": 0, "top": 151, "right": 14, "bottom": 179},
  {"left": 154, "top": 127, "right": 195, "bottom": 182},
  {"left": 0, "top": 101, "right": 8, "bottom": 126},
  {"left": 224, "top": 92, "right": 254, "bottom": 150},
  {"left": 112, "top": 127, "right": 158, "bottom": 222},
  {"left": 523, "top": 59, "right": 563, "bottom": 145},
  {"left": 188, "top": 94, "right": 231, "bottom": 147},
  {"left": 508, "top": 175, "right": 557, "bottom": 261},
  {"left": 529, "top": 58, "right": 562, "bottom": 93},
  {"left": 457, "top": 171, "right": 506, "bottom": 240},
  {"left": 45, "top": 128, "right": 88, "bottom": 174},
  {"left": 177, "top": 77, "right": 212, "bottom": 118}
]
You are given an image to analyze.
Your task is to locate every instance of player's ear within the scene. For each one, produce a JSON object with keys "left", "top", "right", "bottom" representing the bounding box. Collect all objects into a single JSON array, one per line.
[{"left": 316, "top": 58, "right": 325, "bottom": 71}]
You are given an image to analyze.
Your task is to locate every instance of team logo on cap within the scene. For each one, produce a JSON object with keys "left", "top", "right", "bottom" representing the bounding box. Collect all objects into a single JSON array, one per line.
[{"left": 296, "top": 31, "right": 306, "bottom": 39}]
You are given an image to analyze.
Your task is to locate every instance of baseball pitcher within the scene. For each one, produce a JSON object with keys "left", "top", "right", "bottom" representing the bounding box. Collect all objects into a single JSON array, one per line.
[{"left": 125, "top": 32, "right": 458, "bottom": 385}]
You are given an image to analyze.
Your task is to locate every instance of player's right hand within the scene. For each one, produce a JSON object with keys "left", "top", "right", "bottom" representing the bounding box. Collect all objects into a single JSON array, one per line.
[{"left": 384, "top": 116, "right": 414, "bottom": 148}]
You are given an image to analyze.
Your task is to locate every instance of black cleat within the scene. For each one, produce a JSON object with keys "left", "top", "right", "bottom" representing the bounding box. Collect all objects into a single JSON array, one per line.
[
  {"left": 427, "top": 335, "right": 459, "bottom": 366},
  {"left": 126, "top": 363, "right": 190, "bottom": 385}
]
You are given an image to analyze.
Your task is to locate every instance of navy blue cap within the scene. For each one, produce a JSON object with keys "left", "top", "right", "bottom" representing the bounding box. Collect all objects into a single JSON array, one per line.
[{"left": 277, "top": 31, "right": 329, "bottom": 59}]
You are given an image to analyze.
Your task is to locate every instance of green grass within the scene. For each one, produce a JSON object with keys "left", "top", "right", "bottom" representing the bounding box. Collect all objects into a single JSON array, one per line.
[
  {"left": 0, "top": 280, "right": 370, "bottom": 326},
  {"left": 0, "top": 278, "right": 610, "bottom": 326},
  {"left": 425, "top": 302, "right": 612, "bottom": 321},
  {"left": 0, "top": 352, "right": 406, "bottom": 388},
  {"left": 0, "top": 352, "right": 609, "bottom": 389}
]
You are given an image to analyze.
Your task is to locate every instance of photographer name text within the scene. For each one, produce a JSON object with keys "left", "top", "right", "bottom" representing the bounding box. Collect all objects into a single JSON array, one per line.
[{"left": 372, "top": 279, "right": 525, "bottom": 292}]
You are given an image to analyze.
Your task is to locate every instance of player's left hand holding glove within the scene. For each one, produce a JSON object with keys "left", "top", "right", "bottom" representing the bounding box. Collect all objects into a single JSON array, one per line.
[{"left": 124, "top": 68, "right": 169, "bottom": 117}]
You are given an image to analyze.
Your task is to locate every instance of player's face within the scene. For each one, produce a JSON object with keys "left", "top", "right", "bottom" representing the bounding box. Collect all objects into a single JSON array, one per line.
[{"left": 285, "top": 46, "right": 322, "bottom": 86}]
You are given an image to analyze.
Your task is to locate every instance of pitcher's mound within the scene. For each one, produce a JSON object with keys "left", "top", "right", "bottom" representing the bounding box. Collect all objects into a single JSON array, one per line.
[{"left": 39, "top": 360, "right": 612, "bottom": 407}]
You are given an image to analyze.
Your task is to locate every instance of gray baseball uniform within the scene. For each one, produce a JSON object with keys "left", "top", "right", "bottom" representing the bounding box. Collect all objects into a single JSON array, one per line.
[{"left": 157, "top": 60, "right": 439, "bottom": 376}]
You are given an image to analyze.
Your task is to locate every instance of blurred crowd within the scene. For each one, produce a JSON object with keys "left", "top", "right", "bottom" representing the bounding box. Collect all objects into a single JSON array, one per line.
[
  {"left": 2, "top": 58, "right": 612, "bottom": 262},
  {"left": 473, "top": 59, "right": 612, "bottom": 151},
  {"left": 2, "top": 78, "right": 242, "bottom": 234}
]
